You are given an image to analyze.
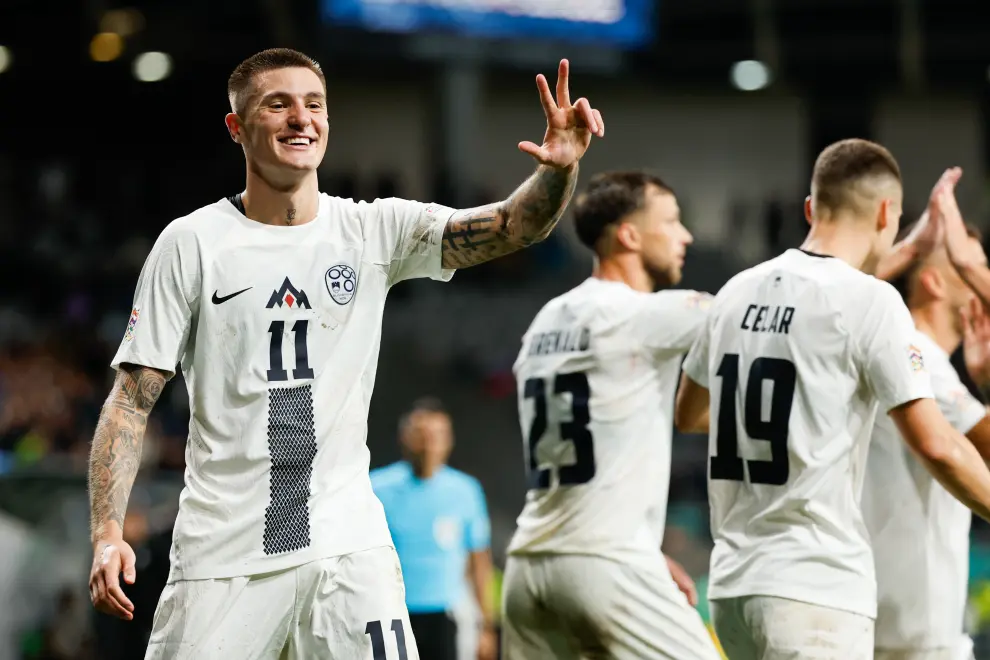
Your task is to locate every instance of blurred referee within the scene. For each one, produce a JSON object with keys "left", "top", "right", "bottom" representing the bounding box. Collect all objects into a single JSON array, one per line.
[{"left": 372, "top": 398, "right": 497, "bottom": 660}]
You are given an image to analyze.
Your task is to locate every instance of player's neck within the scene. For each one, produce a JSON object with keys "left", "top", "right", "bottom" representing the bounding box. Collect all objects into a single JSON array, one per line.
[
  {"left": 409, "top": 461, "right": 440, "bottom": 480},
  {"left": 800, "top": 221, "right": 875, "bottom": 273},
  {"left": 241, "top": 169, "right": 320, "bottom": 227},
  {"left": 592, "top": 255, "right": 654, "bottom": 293},
  {"left": 911, "top": 304, "right": 961, "bottom": 355}
]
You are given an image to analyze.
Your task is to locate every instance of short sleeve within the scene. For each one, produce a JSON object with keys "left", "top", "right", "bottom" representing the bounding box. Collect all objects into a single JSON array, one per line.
[
  {"left": 464, "top": 479, "right": 491, "bottom": 552},
  {"left": 366, "top": 198, "right": 457, "bottom": 285},
  {"left": 110, "top": 225, "right": 200, "bottom": 377},
  {"left": 639, "top": 290, "right": 713, "bottom": 356},
  {"left": 856, "top": 284, "right": 934, "bottom": 412},
  {"left": 933, "top": 367, "right": 987, "bottom": 435},
  {"left": 682, "top": 309, "right": 714, "bottom": 388}
]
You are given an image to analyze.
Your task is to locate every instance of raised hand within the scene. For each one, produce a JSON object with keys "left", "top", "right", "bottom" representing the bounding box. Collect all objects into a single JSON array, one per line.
[
  {"left": 906, "top": 167, "right": 963, "bottom": 256},
  {"left": 962, "top": 297, "right": 990, "bottom": 389},
  {"left": 518, "top": 59, "right": 604, "bottom": 169},
  {"left": 933, "top": 172, "right": 976, "bottom": 269}
]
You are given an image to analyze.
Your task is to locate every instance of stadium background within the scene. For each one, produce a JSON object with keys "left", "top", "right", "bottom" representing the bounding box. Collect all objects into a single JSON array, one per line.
[{"left": 2, "top": 0, "right": 990, "bottom": 657}]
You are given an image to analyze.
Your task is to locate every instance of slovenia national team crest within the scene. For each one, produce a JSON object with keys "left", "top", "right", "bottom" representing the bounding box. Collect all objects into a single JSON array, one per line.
[{"left": 325, "top": 264, "right": 357, "bottom": 305}]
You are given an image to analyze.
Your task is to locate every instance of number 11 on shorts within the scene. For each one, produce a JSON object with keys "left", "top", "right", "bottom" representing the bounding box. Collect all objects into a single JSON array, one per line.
[{"left": 365, "top": 619, "right": 408, "bottom": 660}]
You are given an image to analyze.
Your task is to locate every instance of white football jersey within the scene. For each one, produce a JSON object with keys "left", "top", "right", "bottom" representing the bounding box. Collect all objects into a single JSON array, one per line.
[
  {"left": 112, "top": 194, "right": 455, "bottom": 581},
  {"left": 863, "top": 330, "right": 986, "bottom": 649},
  {"left": 682, "top": 249, "right": 934, "bottom": 618},
  {"left": 507, "top": 278, "right": 711, "bottom": 562}
]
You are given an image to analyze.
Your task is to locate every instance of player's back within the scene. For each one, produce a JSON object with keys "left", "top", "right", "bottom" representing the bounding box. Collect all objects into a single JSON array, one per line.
[
  {"left": 684, "top": 248, "right": 931, "bottom": 618},
  {"left": 508, "top": 278, "right": 708, "bottom": 562}
]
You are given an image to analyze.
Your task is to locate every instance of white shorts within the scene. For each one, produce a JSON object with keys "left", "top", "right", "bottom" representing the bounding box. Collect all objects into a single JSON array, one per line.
[
  {"left": 710, "top": 595, "right": 874, "bottom": 660},
  {"left": 145, "top": 545, "right": 418, "bottom": 660},
  {"left": 501, "top": 553, "right": 721, "bottom": 660},
  {"left": 874, "top": 639, "right": 975, "bottom": 660}
]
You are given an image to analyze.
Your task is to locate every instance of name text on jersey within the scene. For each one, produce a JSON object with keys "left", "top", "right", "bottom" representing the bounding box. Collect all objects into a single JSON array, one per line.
[{"left": 741, "top": 305, "right": 795, "bottom": 334}]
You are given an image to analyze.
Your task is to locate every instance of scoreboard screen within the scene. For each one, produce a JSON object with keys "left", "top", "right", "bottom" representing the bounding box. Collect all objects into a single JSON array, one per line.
[{"left": 322, "top": 0, "right": 655, "bottom": 48}]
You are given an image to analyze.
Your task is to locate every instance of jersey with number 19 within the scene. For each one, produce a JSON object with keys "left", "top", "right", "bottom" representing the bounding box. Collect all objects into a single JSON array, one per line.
[
  {"left": 111, "top": 193, "right": 455, "bottom": 583},
  {"left": 682, "top": 249, "right": 934, "bottom": 619}
]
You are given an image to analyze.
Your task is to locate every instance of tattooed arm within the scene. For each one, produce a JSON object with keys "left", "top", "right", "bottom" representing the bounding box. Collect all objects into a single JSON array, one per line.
[
  {"left": 441, "top": 164, "right": 579, "bottom": 270},
  {"left": 88, "top": 363, "right": 167, "bottom": 620},
  {"left": 88, "top": 364, "right": 166, "bottom": 541}
]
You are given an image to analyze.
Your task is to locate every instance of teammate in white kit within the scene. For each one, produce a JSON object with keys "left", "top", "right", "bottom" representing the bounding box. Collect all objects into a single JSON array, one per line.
[
  {"left": 85, "top": 48, "right": 604, "bottom": 659},
  {"left": 675, "top": 138, "right": 990, "bottom": 660},
  {"left": 502, "top": 171, "right": 722, "bottom": 659},
  {"left": 864, "top": 218, "right": 990, "bottom": 660}
]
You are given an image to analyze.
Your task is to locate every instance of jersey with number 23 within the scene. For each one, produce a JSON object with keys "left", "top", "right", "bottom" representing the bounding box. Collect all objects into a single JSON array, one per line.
[{"left": 508, "top": 278, "right": 711, "bottom": 563}]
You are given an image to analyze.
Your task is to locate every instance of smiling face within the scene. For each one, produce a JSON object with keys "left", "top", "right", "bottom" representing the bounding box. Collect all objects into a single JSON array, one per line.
[{"left": 225, "top": 66, "right": 329, "bottom": 187}]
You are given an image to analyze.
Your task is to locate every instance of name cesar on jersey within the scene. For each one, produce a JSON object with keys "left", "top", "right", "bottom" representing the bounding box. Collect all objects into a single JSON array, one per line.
[
  {"left": 528, "top": 327, "right": 591, "bottom": 357},
  {"left": 741, "top": 304, "right": 795, "bottom": 335}
]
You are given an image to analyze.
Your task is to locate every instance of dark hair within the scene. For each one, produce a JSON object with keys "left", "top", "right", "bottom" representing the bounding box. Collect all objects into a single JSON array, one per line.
[
  {"left": 890, "top": 221, "right": 982, "bottom": 301},
  {"left": 572, "top": 171, "right": 673, "bottom": 252},
  {"left": 227, "top": 48, "right": 326, "bottom": 115},
  {"left": 398, "top": 397, "right": 448, "bottom": 434},
  {"left": 811, "top": 139, "right": 902, "bottom": 216}
]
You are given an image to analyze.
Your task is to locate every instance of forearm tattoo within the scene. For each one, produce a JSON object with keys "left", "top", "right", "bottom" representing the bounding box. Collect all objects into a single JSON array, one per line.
[
  {"left": 441, "top": 164, "right": 579, "bottom": 269},
  {"left": 88, "top": 365, "right": 165, "bottom": 540}
]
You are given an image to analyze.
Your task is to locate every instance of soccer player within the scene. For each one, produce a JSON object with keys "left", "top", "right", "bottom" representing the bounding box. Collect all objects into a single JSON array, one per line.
[
  {"left": 86, "top": 48, "right": 603, "bottom": 660},
  {"left": 864, "top": 219, "right": 990, "bottom": 660},
  {"left": 675, "top": 138, "right": 990, "bottom": 660},
  {"left": 502, "top": 171, "right": 722, "bottom": 659}
]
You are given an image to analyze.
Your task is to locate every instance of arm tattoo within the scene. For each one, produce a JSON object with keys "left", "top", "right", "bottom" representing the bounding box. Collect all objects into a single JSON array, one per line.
[
  {"left": 441, "top": 163, "right": 579, "bottom": 269},
  {"left": 88, "top": 364, "right": 166, "bottom": 541}
]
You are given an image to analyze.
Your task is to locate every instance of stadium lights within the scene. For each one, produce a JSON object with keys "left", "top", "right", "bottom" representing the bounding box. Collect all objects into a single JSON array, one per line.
[
  {"left": 90, "top": 32, "right": 124, "bottom": 62},
  {"left": 100, "top": 8, "right": 146, "bottom": 38},
  {"left": 133, "top": 52, "right": 172, "bottom": 82},
  {"left": 731, "top": 60, "right": 772, "bottom": 92},
  {"left": 0, "top": 45, "right": 10, "bottom": 74}
]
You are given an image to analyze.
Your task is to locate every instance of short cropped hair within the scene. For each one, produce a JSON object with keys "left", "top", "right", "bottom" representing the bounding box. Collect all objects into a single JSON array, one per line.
[
  {"left": 811, "top": 139, "right": 902, "bottom": 217},
  {"left": 227, "top": 48, "right": 326, "bottom": 116},
  {"left": 890, "top": 221, "right": 982, "bottom": 301},
  {"left": 398, "top": 397, "right": 448, "bottom": 434},
  {"left": 572, "top": 171, "right": 673, "bottom": 252}
]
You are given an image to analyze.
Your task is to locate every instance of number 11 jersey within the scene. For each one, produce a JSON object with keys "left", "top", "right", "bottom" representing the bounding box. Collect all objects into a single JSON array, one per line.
[
  {"left": 507, "top": 278, "right": 711, "bottom": 563},
  {"left": 682, "top": 248, "right": 934, "bottom": 618},
  {"left": 111, "top": 194, "right": 455, "bottom": 582}
]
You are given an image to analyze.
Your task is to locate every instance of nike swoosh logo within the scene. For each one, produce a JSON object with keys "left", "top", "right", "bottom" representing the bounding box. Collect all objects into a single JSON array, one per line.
[{"left": 212, "top": 287, "right": 253, "bottom": 304}]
